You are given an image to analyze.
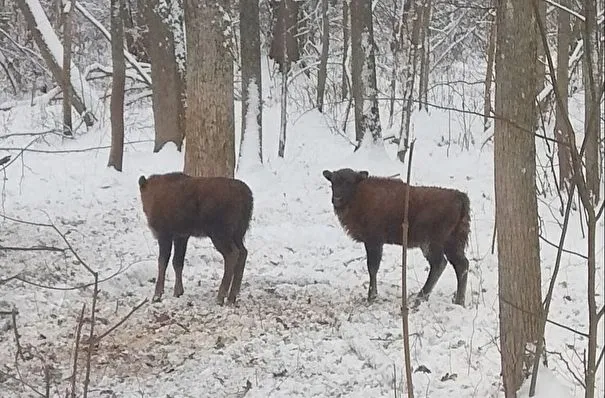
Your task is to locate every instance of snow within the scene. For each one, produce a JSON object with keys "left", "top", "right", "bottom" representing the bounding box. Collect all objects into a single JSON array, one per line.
[{"left": 0, "top": 64, "right": 603, "bottom": 398}]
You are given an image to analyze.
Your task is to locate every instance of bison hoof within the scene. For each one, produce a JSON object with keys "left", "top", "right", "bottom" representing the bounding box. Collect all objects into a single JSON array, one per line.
[
  {"left": 227, "top": 295, "right": 238, "bottom": 305},
  {"left": 173, "top": 289, "right": 184, "bottom": 298},
  {"left": 216, "top": 295, "right": 226, "bottom": 306},
  {"left": 367, "top": 291, "right": 377, "bottom": 302},
  {"left": 152, "top": 294, "right": 163, "bottom": 303}
]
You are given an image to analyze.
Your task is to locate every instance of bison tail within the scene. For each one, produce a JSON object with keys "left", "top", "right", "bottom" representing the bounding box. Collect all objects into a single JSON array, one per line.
[
  {"left": 238, "top": 189, "right": 254, "bottom": 241},
  {"left": 138, "top": 176, "right": 147, "bottom": 190},
  {"left": 456, "top": 192, "right": 471, "bottom": 248}
]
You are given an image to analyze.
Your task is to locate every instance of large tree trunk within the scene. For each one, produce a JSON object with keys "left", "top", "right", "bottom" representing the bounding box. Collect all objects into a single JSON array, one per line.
[
  {"left": 350, "top": 0, "right": 381, "bottom": 147},
  {"left": 142, "top": 0, "right": 186, "bottom": 152},
  {"left": 494, "top": 0, "right": 543, "bottom": 395},
  {"left": 16, "top": 0, "right": 96, "bottom": 126},
  {"left": 555, "top": 0, "right": 572, "bottom": 191},
  {"left": 238, "top": 0, "right": 263, "bottom": 169},
  {"left": 183, "top": 0, "right": 234, "bottom": 178},
  {"left": 108, "top": 0, "right": 126, "bottom": 171}
]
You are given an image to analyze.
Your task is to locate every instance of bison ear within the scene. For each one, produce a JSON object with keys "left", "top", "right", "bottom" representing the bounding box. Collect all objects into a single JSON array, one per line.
[
  {"left": 322, "top": 170, "right": 333, "bottom": 181},
  {"left": 357, "top": 171, "right": 369, "bottom": 181},
  {"left": 138, "top": 176, "right": 147, "bottom": 189}
]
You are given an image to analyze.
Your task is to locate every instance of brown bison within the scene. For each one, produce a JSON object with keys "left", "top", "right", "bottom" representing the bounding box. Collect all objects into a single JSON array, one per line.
[
  {"left": 138, "top": 172, "right": 253, "bottom": 305},
  {"left": 323, "top": 168, "right": 470, "bottom": 306}
]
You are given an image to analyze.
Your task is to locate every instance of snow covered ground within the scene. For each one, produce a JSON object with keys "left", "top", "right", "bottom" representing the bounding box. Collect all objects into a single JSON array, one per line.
[{"left": 0, "top": 77, "right": 602, "bottom": 397}]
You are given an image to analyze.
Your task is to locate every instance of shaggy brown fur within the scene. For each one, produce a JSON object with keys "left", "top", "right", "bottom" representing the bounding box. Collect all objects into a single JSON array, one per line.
[
  {"left": 138, "top": 172, "right": 253, "bottom": 305},
  {"left": 323, "top": 168, "right": 470, "bottom": 306}
]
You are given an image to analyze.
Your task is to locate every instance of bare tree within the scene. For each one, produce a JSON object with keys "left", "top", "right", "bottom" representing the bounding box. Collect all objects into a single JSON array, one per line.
[
  {"left": 582, "top": 0, "right": 601, "bottom": 202},
  {"left": 554, "top": 0, "right": 572, "bottom": 190},
  {"left": 397, "top": 0, "right": 421, "bottom": 161},
  {"left": 494, "top": 0, "right": 543, "bottom": 395},
  {"left": 316, "top": 0, "right": 329, "bottom": 113},
  {"left": 61, "top": 0, "right": 73, "bottom": 136},
  {"left": 350, "top": 0, "right": 381, "bottom": 147},
  {"left": 183, "top": 0, "right": 234, "bottom": 178},
  {"left": 141, "top": 0, "right": 186, "bottom": 152},
  {"left": 483, "top": 3, "right": 496, "bottom": 131},
  {"left": 108, "top": 0, "right": 125, "bottom": 171},
  {"left": 341, "top": 0, "right": 350, "bottom": 100},
  {"left": 15, "top": 0, "right": 96, "bottom": 126},
  {"left": 238, "top": 0, "right": 263, "bottom": 168}
]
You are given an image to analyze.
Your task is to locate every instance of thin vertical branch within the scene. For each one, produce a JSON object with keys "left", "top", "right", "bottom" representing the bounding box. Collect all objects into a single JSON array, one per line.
[
  {"left": 82, "top": 273, "right": 98, "bottom": 398},
  {"left": 401, "top": 139, "right": 415, "bottom": 398},
  {"left": 70, "top": 303, "right": 86, "bottom": 398}
]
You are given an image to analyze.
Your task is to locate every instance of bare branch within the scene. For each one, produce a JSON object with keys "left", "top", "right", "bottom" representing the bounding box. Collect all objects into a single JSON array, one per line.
[
  {"left": 0, "top": 245, "right": 66, "bottom": 252},
  {"left": 70, "top": 304, "right": 86, "bottom": 398},
  {"left": 93, "top": 299, "right": 148, "bottom": 344}
]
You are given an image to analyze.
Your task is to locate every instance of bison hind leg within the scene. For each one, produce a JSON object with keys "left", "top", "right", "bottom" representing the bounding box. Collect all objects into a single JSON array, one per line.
[
  {"left": 444, "top": 242, "right": 469, "bottom": 307},
  {"left": 211, "top": 234, "right": 240, "bottom": 305},
  {"left": 227, "top": 237, "right": 248, "bottom": 305},
  {"left": 417, "top": 244, "right": 447, "bottom": 301}
]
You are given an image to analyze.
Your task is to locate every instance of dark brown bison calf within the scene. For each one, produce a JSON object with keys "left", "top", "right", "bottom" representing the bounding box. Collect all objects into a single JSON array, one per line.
[
  {"left": 138, "top": 172, "right": 253, "bottom": 305},
  {"left": 323, "top": 168, "right": 471, "bottom": 306}
]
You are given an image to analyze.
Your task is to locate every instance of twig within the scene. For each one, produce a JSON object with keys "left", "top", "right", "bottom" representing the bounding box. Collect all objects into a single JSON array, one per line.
[
  {"left": 530, "top": 182, "right": 576, "bottom": 395},
  {"left": 82, "top": 273, "right": 98, "bottom": 398},
  {"left": 537, "top": 234, "right": 588, "bottom": 260},
  {"left": 44, "top": 364, "right": 50, "bottom": 398},
  {"left": 0, "top": 139, "right": 153, "bottom": 155},
  {"left": 70, "top": 304, "right": 86, "bottom": 398},
  {"left": 0, "top": 245, "right": 66, "bottom": 252},
  {"left": 401, "top": 139, "right": 415, "bottom": 398},
  {"left": 545, "top": 350, "right": 586, "bottom": 388},
  {"left": 12, "top": 308, "right": 24, "bottom": 361},
  {"left": 93, "top": 299, "right": 148, "bottom": 343}
]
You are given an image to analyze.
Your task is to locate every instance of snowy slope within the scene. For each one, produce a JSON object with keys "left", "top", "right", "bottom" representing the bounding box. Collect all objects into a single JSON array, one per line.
[{"left": 0, "top": 75, "right": 602, "bottom": 397}]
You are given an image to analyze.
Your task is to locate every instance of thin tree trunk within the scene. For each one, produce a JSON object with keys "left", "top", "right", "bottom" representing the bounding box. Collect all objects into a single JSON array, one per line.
[
  {"left": 239, "top": 0, "right": 263, "bottom": 168},
  {"left": 15, "top": 0, "right": 96, "bottom": 126},
  {"left": 108, "top": 0, "right": 125, "bottom": 171},
  {"left": 183, "top": 0, "right": 235, "bottom": 178},
  {"left": 316, "top": 0, "right": 329, "bottom": 113},
  {"left": 278, "top": 71, "right": 288, "bottom": 157},
  {"left": 555, "top": 0, "right": 572, "bottom": 190},
  {"left": 582, "top": 0, "right": 601, "bottom": 202},
  {"left": 417, "top": 0, "right": 432, "bottom": 111},
  {"left": 483, "top": 4, "right": 496, "bottom": 131},
  {"left": 495, "top": 0, "right": 543, "bottom": 395},
  {"left": 341, "top": 0, "right": 349, "bottom": 100},
  {"left": 350, "top": 0, "right": 382, "bottom": 147},
  {"left": 397, "top": 0, "right": 421, "bottom": 161},
  {"left": 61, "top": 0, "right": 73, "bottom": 136}
]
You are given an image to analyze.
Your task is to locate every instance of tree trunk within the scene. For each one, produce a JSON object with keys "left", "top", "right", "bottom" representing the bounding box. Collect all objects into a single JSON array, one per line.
[
  {"left": 142, "top": 0, "right": 186, "bottom": 152},
  {"left": 494, "top": 0, "right": 543, "bottom": 395},
  {"left": 582, "top": 0, "right": 601, "bottom": 203},
  {"left": 15, "top": 0, "right": 96, "bottom": 126},
  {"left": 61, "top": 0, "right": 73, "bottom": 136},
  {"left": 397, "top": 0, "right": 421, "bottom": 161},
  {"left": 341, "top": 0, "right": 349, "bottom": 100},
  {"left": 316, "top": 0, "right": 329, "bottom": 113},
  {"left": 108, "top": 0, "right": 125, "bottom": 171},
  {"left": 238, "top": 0, "right": 263, "bottom": 169},
  {"left": 350, "top": 0, "right": 381, "bottom": 147},
  {"left": 183, "top": 0, "right": 234, "bottom": 178},
  {"left": 417, "top": 0, "right": 432, "bottom": 110},
  {"left": 555, "top": 0, "right": 572, "bottom": 191},
  {"left": 483, "top": 3, "right": 496, "bottom": 131}
]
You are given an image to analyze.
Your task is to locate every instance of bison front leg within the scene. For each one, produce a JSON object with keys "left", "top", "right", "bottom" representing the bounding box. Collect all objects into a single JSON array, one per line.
[
  {"left": 364, "top": 242, "right": 383, "bottom": 301},
  {"left": 153, "top": 235, "right": 173, "bottom": 302}
]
